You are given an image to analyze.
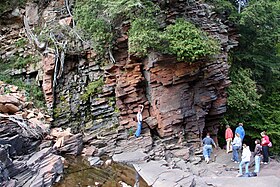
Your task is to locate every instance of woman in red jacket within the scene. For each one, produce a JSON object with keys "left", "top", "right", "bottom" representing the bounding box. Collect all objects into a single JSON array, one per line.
[
  {"left": 261, "top": 131, "right": 270, "bottom": 164},
  {"left": 225, "top": 125, "right": 233, "bottom": 153}
]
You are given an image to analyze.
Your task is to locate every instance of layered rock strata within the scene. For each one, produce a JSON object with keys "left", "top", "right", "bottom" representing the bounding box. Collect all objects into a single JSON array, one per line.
[{"left": 1, "top": 0, "right": 238, "bottom": 148}]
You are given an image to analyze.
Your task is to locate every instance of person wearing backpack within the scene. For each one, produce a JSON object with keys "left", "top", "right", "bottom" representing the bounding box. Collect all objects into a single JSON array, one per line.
[{"left": 261, "top": 131, "right": 271, "bottom": 164}]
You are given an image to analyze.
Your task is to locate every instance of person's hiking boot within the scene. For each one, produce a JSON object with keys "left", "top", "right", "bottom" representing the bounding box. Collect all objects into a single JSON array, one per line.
[{"left": 236, "top": 173, "right": 242, "bottom": 177}]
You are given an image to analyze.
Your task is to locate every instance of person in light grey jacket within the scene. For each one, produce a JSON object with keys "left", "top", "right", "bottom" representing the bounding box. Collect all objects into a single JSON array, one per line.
[{"left": 231, "top": 133, "right": 242, "bottom": 163}]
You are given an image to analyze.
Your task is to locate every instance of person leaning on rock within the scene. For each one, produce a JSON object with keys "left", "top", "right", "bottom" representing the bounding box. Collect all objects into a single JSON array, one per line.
[
  {"left": 134, "top": 104, "right": 144, "bottom": 138},
  {"left": 202, "top": 133, "right": 217, "bottom": 164}
]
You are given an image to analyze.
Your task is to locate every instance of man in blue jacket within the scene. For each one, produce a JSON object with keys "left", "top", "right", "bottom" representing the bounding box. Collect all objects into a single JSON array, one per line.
[{"left": 235, "top": 123, "right": 245, "bottom": 141}]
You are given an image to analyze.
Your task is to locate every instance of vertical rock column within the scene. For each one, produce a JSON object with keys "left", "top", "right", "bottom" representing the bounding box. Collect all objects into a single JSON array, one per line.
[{"left": 42, "top": 53, "right": 55, "bottom": 111}]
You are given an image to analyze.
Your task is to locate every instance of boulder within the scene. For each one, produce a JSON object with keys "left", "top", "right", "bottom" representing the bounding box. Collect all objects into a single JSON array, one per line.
[
  {"left": 0, "top": 103, "right": 9, "bottom": 113},
  {"left": 0, "top": 95, "right": 20, "bottom": 105},
  {"left": 5, "top": 103, "right": 19, "bottom": 114}
]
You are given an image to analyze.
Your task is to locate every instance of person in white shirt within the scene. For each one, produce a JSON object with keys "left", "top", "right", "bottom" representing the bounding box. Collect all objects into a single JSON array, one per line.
[
  {"left": 135, "top": 105, "right": 144, "bottom": 138},
  {"left": 237, "top": 144, "right": 251, "bottom": 177}
]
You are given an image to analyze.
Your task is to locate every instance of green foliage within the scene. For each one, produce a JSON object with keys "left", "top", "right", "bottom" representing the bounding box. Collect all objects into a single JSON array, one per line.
[
  {"left": 204, "top": 0, "right": 239, "bottom": 22},
  {"left": 74, "top": 0, "right": 158, "bottom": 55},
  {"left": 129, "top": 18, "right": 220, "bottom": 61},
  {"left": 75, "top": 0, "right": 219, "bottom": 61},
  {"left": 238, "top": 0, "right": 280, "bottom": 64},
  {"left": 227, "top": 68, "right": 261, "bottom": 112},
  {"left": 225, "top": 0, "right": 280, "bottom": 154},
  {"left": 128, "top": 17, "right": 162, "bottom": 56},
  {"left": 0, "top": 56, "right": 44, "bottom": 108},
  {"left": 15, "top": 38, "right": 27, "bottom": 48},
  {"left": 0, "top": 0, "right": 26, "bottom": 15},
  {"left": 12, "top": 55, "right": 38, "bottom": 69},
  {"left": 81, "top": 78, "right": 104, "bottom": 101},
  {"left": 0, "top": 73, "right": 45, "bottom": 108},
  {"left": 163, "top": 19, "right": 220, "bottom": 62}
]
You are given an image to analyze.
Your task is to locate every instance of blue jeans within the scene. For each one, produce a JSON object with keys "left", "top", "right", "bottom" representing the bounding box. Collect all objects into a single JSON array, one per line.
[
  {"left": 254, "top": 155, "right": 261, "bottom": 173},
  {"left": 239, "top": 160, "right": 249, "bottom": 174},
  {"left": 203, "top": 145, "right": 212, "bottom": 159},
  {"left": 135, "top": 122, "right": 142, "bottom": 137},
  {"left": 232, "top": 145, "right": 240, "bottom": 162}
]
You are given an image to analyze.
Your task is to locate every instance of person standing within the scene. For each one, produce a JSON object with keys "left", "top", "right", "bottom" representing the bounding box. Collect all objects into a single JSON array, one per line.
[
  {"left": 225, "top": 125, "right": 233, "bottom": 153},
  {"left": 235, "top": 123, "right": 245, "bottom": 142},
  {"left": 134, "top": 105, "right": 144, "bottom": 138},
  {"left": 202, "top": 133, "right": 217, "bottom": 164},
  {"left": 261, "top": 131, "right": 270, "bottom": 164},
  {"left": 237, "top": 144, "right": 251, "bottom": 177},
  {"left": 253, "top": 139, "right": 262, "bottom": 173},
  {"left": 231, "top": 133, "right": 242, "bottom": 163}
]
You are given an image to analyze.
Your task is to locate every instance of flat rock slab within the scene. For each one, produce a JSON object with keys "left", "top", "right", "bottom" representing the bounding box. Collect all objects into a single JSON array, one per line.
[
  {"left": 203, "top": 176, "right": 280, "bottom": 187},
  {"left": 133, "top": 160, "right": 194, "bottom": 187},
  {"left": 112, "top": 149, "right": 148, "bottom": 163}
]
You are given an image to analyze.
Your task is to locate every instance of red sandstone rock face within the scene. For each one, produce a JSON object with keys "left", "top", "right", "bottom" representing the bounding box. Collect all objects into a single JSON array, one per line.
[
  {"left": 143, "top": 54, "right": 229, "bottom": 139},
  {"left": 42, "top": 53, "right": 55, "bottom": 109},
  {"left": 103, "top": 1, "right": 236, "bottom": 144}
]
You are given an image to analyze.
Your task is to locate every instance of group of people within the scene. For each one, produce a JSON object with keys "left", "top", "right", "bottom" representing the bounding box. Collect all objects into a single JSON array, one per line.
[
  {"left": 134, "top": 106, "right": 272, "bottom": 177},
  {"left": 202, "top": 122, "right": 272, "bottom": 177}
]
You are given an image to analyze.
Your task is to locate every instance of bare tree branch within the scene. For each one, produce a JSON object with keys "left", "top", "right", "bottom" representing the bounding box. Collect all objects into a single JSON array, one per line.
[
  {"left": 24, "top": 16, "right": 46, "bottom": 50},
  {"left": 65, "top": 0, "right": 75, "bottom": 27}
]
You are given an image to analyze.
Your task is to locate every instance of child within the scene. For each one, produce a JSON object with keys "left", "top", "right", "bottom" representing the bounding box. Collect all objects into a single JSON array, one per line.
[{"left": 237, "top": 144, "right": 251, "bottom": 177}]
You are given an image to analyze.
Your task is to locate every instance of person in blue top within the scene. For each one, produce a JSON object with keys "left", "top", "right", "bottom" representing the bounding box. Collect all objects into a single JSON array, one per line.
[
  {"left": 235, "top": 123, "right": 245, "bottom": 141},
  {"left": 202, "top": 133, "right": 217, "bottom": 164}
]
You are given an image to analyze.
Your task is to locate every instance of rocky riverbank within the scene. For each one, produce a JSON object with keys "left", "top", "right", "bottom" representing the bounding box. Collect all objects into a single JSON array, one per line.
[{"left": 0, "top": 82, "right": 82, "bottom": 187}]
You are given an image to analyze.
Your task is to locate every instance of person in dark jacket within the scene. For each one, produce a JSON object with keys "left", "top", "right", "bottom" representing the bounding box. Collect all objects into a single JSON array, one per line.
[
  {"left": 253, "top": 139, "right": 262, "bottom": 173},
  {"left": 202, "top": 133, "right": 217, "bottom": 164}
]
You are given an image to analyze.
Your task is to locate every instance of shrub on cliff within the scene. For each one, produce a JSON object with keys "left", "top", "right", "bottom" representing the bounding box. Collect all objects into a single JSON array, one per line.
[
  {"left": 75, "top": 0, "right": 220, "bottom": 62},
  {"left": 129, "top": 18, "right": 220, "bottom": 62},
  {"left": 74, "top": 0, "right": 157, "bottom": 55},
  {"left": 81, "top": 78, "right": 104, "bottom": 101},
  {"left": 163, "top": 19, "right": 220, "bottom": 62},
  {"left": 128, "top": 17, "right": 162, "bottom": 57}
]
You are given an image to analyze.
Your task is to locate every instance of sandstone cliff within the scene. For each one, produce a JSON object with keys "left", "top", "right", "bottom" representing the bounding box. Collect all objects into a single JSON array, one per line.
[{"left": 0, "top": 0, "right": 238, "bottom": 147}]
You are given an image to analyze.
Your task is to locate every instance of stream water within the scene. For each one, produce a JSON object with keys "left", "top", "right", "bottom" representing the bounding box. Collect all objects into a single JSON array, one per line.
[{"left": 54, "top": 156, "right": 149, "bottom": 187}]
